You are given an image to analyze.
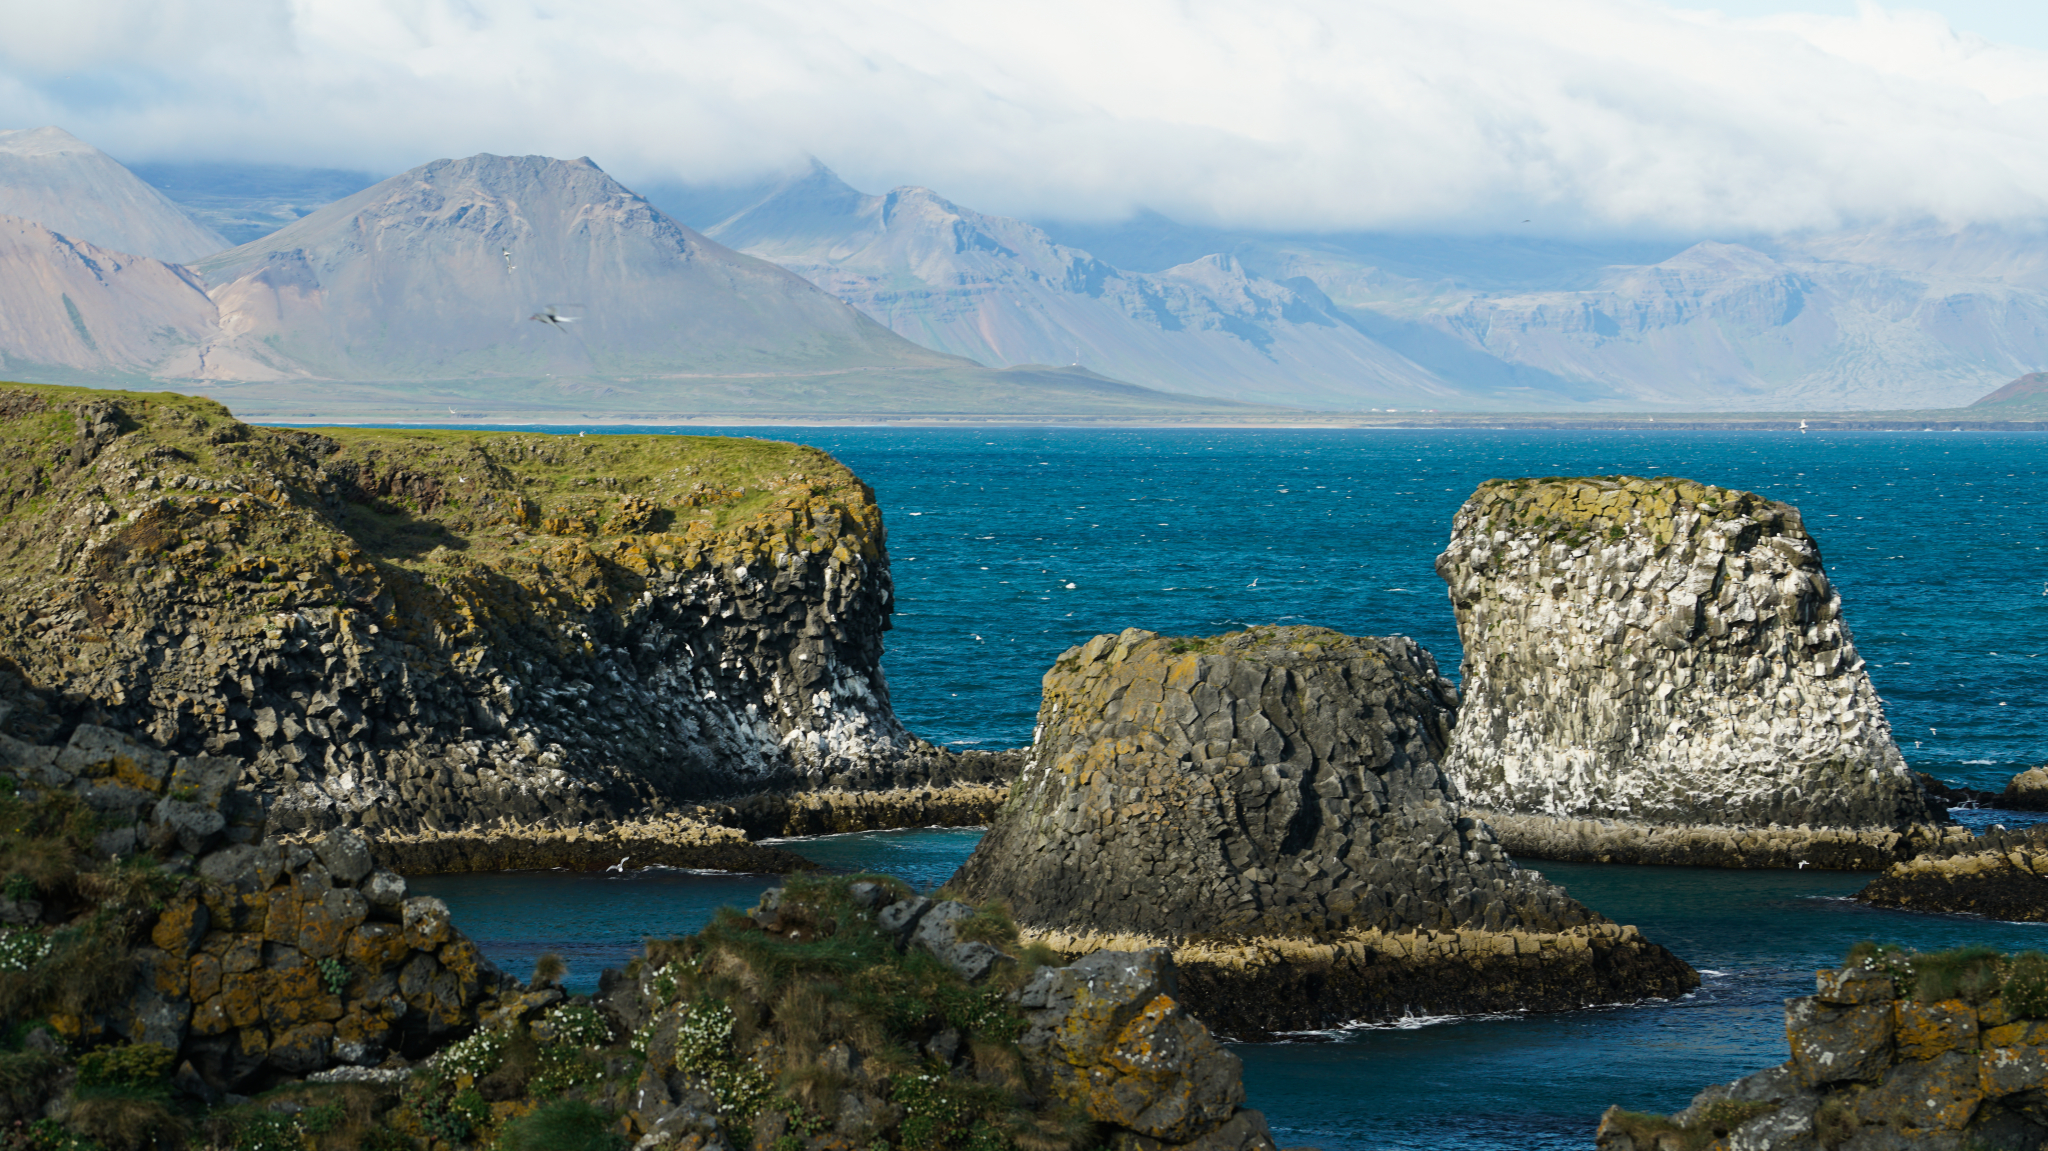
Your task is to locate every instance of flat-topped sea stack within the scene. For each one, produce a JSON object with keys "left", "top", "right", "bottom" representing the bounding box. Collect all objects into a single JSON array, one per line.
[
  {"left": 1436, "top": 475, "right": 1951, "bottom": 869},
  {"left": 0, "top": 383, "right": 1014, "bottom": 865},
  {"left": 949, "top": 625, "right": 1697, "bottom": 1037}
]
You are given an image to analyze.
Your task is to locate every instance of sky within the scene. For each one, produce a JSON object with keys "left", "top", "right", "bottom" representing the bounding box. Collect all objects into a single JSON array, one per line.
[{"left": 2, "top": 0, "right": 2046, "bottom": 238}]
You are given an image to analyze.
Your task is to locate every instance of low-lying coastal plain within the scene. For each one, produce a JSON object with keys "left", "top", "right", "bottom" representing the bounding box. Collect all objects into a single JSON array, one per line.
[{"left": 0, "top": 385, "right": 2042, "bottom": 1150}]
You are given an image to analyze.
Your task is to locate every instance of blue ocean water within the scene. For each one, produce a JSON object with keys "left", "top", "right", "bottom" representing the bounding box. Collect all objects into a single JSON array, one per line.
[{"left": 393, "top": 426, "right": 2048, "bottom": 1151}]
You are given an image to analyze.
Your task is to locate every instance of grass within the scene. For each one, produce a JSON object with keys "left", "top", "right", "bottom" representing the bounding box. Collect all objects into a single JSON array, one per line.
[
  {"left": 495, "top": 1099, "right": 623, "bottom": 1151},
  {"left": 0, "top": 381, "right": 884, "bottom": 638},
  {"left": 1601, "top": 1100, "right": 1777, "bottom": 1151},
  {"left": 1841, "top": 941, "right": 2022, "bottom": 1004},
  {"left": 632, "top": 873, "right": 1093, "bottom": 1151}
]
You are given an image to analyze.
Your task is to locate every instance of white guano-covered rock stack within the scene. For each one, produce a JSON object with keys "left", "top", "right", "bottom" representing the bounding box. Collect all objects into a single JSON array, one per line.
[{"left": 1434, "top": 475, "right": 1948, "bottom": 869}]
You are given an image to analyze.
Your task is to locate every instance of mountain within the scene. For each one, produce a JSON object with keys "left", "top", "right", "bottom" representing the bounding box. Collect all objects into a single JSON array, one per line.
[
  {"left": 0, "top": 128, "right": 228, "bottom": 263},
  {"left": 124, "top": 161, "right": 384, "bottom": 246},
  {"left": 703, "top": 164, "right": 1471, "bottom": 409},
  {"left": 1971, "top": 371, "right": 2048, "bottom": 412},
  {"left": 186, "top": 153, "right": 973, "bottom": 384},
  {"left": 1035, "top": 212, "right": 2048, "bottom": 410},
  {"left": 0, "top": 214, "right": 219, "bottom": 381}
]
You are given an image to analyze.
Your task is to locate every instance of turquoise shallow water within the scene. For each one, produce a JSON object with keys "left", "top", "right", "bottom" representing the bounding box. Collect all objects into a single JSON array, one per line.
[{"left": 389, "top": 426, "right": 2048, "bottom": 1150}]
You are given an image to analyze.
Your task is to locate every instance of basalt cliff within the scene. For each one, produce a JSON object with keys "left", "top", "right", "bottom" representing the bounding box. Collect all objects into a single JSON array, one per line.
[
  {"left": 0, "top": 383, "right": 1012, "bottom": 859},
  {"left": 948, "top": 626, "right": 1697, "bottom": 1038},
  {"left": 1435, "top": 476, "right": 1950, "bottom": 869}
]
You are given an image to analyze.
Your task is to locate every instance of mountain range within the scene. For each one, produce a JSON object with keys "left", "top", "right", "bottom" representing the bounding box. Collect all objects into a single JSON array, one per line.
[
  {"left": 0, "top": 126, "right": 2045, "bottom": 415},
  {"left": 0, "top": 135, "right": 1220, "bottom": 418}
]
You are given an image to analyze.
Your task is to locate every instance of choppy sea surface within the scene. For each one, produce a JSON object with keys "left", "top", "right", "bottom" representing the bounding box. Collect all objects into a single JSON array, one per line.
[{"left": 405, "top": 427, "right": 2047, "bottom": 1151}]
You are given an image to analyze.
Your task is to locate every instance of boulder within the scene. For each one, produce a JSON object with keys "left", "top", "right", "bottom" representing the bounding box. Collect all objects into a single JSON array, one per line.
[
  {"left": 949, "top": 624, "right": 1697, "bottom": 1035},
  {"left": 2007, "top": 767, "right": 2048, "bottom": 812},
  {"left": 1435, "top": 476, "right": 1946, "bottom": 869}
]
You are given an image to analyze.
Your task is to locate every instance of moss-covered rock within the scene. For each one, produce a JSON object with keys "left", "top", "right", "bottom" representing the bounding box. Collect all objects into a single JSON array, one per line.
[
  {"left": 948, "top": 624, "right": 1697, "bottom": 1036},
  {"left": 0, "top": 382, "right": 1014, "bottom": 844},
  {"left": 1599, "top": 945, "right": 2048, "bottom": 1151}
]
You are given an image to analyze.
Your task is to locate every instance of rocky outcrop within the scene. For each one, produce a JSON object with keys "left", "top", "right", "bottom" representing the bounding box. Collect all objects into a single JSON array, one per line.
[
  {"left": 948, "top": 625, "right": 1697, "bottom": 1037},
  {"left": 1436, "top": 475, "right": 1946, "bottom": 868},
  {"left": 0, "top": 383, "right": 1013, "bottom": 844},
  {"left": 2006, "top": 767, "right": 2048, "bottom": 811},
  {"left": 1856, "top": 824, "right": 2048, "bottom": 921},
  {"left": 603, "top": 876, "right": 1277, "bottom": 1151},
  {"left": 1598, "top": 947, "right": 2048, "bottom": 1151},
  {"left": 0, "top": 712, "right": 515, "bottom": 1094}
]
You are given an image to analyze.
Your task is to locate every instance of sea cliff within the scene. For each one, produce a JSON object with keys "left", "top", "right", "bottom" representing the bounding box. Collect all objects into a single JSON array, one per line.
[
  {"left": 948, "top": 626, "right": 1697, "bottom": 1037},
  {"left": 1436, "top": 475, "right": 1946, "bottom": 868},
  {"left": 0, "top": 383, "right": 1011, "bottom": 857}
]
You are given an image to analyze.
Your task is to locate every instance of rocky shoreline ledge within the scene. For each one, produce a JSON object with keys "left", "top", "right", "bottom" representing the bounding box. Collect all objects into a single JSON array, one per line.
[
  {"left": 1855, "top": 823, "right": 2048, "bottom": 921},
  {"left": 1600, "top": 945, "right": 2048, "bottom": 1151},
  {"left": 949, "top": 625, "right": 1698, "bottom": 1035},
  {"left": 1437, "top": 476, "right": 1945, "bottom": 870}
]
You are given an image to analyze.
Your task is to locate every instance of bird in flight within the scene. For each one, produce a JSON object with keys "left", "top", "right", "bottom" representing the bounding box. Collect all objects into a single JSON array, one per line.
[{"left": 530, "top": 305, "right": 583, "bottom": 332}]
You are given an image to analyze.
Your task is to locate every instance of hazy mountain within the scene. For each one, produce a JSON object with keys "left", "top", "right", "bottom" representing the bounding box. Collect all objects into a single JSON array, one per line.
[
  {"left": 1035, "top": 213, "right": 2048, "bottom": 410},
  {"left": 187, "top": 153, "right": 971, "bottom": 384},
  {"left": 0, "top": 214, "right": 218, "bottom": 380},
  {"left": 0, "top": 128, "right": 229, "bottom": 263},
  {"left": 703, "top": 164, "right": 1473, "bottom": 409},
  {"left": 125, "top": 161, "right": 384, "bottom": 246}
]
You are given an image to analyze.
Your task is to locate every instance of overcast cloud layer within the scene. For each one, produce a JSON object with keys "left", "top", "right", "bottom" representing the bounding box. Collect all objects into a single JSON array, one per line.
[{"left": 2, "top": 0, "right": 2045, "bottom": 236}]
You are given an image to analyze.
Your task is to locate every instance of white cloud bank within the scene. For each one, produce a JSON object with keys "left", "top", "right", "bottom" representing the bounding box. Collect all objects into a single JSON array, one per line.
[{"left": 1, "top": 0, "right": 2046, "bottom": 235}]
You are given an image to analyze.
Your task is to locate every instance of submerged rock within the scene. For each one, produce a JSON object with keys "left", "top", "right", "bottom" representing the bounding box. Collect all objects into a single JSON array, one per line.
[
  {"left": 1599, "top": 946, "right": 2048, "bottom": 1151},
  {"left": 1436, "top": 475, "right": 1947, "bottom": 869},
  {"left": 949, "top": 625, "right": 1696, "bottom": 1037}
]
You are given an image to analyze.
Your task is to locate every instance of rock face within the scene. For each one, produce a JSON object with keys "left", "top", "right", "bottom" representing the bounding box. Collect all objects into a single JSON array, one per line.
[
  {"left": 2005, "top": 767, "right": 2048, "bottom": 811},
  {"left": 1436, "top": 475, "right": 1944, "bottom": 868},
  {"left": 949, "top": 625, "right": 1697, "bottom": 1036},
  {"left": 0, "top": 713, "right": 511, "bottom": 1092},
  {"left": 1598, "top": 948, "right": 2048, "bottom": 1151},
  {"left": 0, "top": 383, "right": 1008, "bottom": 840}
]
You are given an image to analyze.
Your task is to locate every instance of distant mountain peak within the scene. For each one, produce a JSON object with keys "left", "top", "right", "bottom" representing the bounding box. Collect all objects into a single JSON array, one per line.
[
  {"left": 0, "top": 126, "right": 92, "bottom": 157},
  {"left": 0, "top": 127, "right": 228, "bottom": 263}
]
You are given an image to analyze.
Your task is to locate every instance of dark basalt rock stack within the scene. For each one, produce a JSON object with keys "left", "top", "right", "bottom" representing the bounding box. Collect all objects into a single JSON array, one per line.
[
  {"left": 1436, "top": 476, "right": 1949, "bottom": 869},
  {"left": 949, "top": 625, "right": 1697, "bottom": 1038}
]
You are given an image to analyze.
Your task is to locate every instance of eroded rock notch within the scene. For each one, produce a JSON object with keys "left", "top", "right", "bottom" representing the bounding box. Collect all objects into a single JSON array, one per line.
[{"left": 1436, "top": 475, "right": 1944, "bottom": 868}]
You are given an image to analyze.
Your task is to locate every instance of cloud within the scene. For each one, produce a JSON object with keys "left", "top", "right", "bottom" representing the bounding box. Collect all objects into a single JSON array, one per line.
[{"left": 2, "top": 0, "right": 2046, "bottom": 235}]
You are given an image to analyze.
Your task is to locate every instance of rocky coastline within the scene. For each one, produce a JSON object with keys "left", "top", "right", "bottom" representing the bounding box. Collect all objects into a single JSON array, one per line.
[
  {"left": 0, "top": 383, "right": 1021, "bottom": 866},
  {"left": 1599, "top": 945, "right": 2048, "bottom": 1151},
  {"left": 948, "top": 625, "right": 1698, "bottom": 1037},
  {"left": 1436, "top": 475, "right": 1945, "bottom": 869},
  {"left": 0, "top": 696, "right": 1273, "bottom": 1151}
]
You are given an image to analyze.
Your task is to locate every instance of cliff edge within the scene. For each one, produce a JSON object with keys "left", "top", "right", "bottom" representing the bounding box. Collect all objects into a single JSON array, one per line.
[
  {"left": 0, "top": 383, "right": 1010, "bottom": 848},
  {"left": 1436, "top": 475, "right": 1948, "bottom": 869},
  {"left": 949, "top": 626, "right": 1697, "bottom": 1037}
]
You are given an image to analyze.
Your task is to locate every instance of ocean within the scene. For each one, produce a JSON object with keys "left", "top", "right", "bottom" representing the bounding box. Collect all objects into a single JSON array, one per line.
[{"left": 406, "top": 426, "right": 2047, "bottom": 1150}]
